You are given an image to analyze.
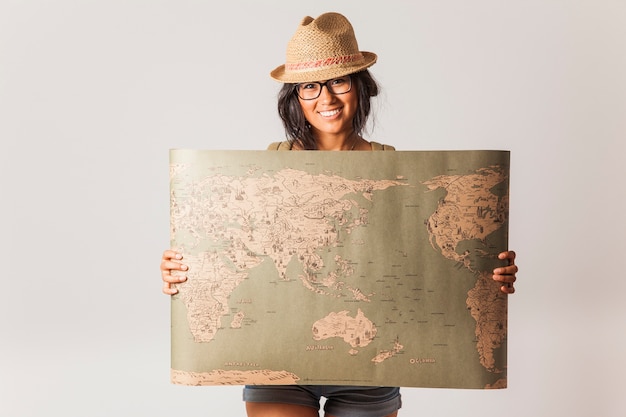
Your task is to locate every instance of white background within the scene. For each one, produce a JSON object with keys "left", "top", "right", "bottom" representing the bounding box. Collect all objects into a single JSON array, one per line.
[{"left": 1, "top": 1, "right": 625, "bottom": 416}]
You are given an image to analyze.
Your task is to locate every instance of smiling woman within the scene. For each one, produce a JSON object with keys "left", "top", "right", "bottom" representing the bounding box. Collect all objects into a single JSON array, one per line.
[
  {"left": 277, "top": 70, "right": 380, "bottom": 151},
  {"left": 294, "top": 73, "right": 359, "bottom": 148},
  {"left": 160, "top": 11, "right": 518, "bottom": 417},
  {"left": 272, "top": 13, "right": 380, "bottom": 151}
]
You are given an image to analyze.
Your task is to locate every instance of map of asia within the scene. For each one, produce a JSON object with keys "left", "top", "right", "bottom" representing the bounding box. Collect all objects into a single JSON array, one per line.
[{"left": 169, "top": 149, "right": 510, "bottom": 389}]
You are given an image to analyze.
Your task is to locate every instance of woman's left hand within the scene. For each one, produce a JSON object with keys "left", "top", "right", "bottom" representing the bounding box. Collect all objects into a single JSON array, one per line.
[{"left": 493, "top": 251, "right": 518, "bottom": 294}]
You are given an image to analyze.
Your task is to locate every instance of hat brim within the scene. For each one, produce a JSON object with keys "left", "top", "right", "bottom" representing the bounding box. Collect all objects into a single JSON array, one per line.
[{"left": 270, "top": 51, "right": 377, "bottom": 83}]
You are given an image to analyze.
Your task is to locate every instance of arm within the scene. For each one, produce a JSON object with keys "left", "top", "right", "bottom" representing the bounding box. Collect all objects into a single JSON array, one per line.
[
  {"left": 160, "top": 249, "right": 188, "bottom": 295},
  {"left": 493, "top": 250, "right": 518, "bottom": 294}
]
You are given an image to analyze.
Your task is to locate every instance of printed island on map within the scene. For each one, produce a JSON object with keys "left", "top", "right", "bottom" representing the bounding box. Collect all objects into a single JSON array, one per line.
[{"left": 169, "top": 149, "right": 510, "bottom": 389}]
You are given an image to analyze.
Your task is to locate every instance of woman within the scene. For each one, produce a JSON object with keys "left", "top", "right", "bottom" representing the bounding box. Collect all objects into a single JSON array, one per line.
[{"left": 161, "top": 12, "right": 518, "bottom": 417}]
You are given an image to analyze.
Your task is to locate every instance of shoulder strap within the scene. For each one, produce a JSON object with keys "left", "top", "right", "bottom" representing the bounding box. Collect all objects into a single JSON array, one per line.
[
  {"left": 370, "top": 141, "right": 396, "bottom": 151},
  {"left": 267, "top": 141, "right": 293, "bottom": 150}
]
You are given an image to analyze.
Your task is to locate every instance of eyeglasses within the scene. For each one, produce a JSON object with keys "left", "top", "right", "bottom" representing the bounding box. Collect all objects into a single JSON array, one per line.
[{"left": 295, "top": 76, "right": 352, "bottom": 100}]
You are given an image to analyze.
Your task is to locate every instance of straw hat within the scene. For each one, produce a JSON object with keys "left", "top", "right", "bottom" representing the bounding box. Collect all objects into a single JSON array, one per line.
[{"left": 270, "top": 12, "right": 377, "bottom": 83}]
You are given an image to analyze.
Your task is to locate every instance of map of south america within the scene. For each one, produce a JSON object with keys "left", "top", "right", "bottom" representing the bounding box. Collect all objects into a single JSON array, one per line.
[{"left": 170, "top": 150, "right": 510, "bottom": 389}]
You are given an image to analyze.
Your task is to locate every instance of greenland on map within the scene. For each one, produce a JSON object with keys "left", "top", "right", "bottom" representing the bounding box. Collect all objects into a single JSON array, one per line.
[{"left": 169, "top": 149, "right": 510, "bottom": 389}]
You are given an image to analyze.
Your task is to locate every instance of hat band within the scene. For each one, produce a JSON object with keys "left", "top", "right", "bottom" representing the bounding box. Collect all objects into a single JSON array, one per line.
[{"left": 285, "top": 53, "right": 364, "bottom": 73}]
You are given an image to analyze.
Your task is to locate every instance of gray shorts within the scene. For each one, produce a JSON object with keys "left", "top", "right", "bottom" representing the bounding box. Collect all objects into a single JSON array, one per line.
[{"left": 243, "top": 385, "right": 401, "bottom": 417}]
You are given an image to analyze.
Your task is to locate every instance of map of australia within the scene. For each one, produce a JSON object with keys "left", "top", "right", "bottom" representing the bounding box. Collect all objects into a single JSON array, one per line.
[{"left": 169, "top": 149, "right": 510, "bottom": 389}]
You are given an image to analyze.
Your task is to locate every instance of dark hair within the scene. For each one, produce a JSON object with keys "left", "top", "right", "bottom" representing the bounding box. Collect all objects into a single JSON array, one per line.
[{"left": 276, "top": 70, "right": 380, "bottom": 150}]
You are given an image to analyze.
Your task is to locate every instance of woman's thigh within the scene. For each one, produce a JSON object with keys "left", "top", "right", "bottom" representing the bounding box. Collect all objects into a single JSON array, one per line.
[{"left": 246, "top": 402, "right": 320, "bottom": 417}]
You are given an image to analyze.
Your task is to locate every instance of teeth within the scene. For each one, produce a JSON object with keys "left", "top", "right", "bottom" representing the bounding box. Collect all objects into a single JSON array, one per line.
[{"left": 319, "top": 109, "right": 340, "bottom": 117}]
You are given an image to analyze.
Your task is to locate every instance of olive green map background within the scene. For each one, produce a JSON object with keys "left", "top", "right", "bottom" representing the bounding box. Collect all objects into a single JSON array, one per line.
[{"left": 169, "top": 150, "right": 509, "bottom": 389}]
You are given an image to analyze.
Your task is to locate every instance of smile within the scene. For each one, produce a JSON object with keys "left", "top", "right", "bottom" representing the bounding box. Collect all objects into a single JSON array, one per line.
[{"left": 318, "top": 108, "right": 342, "bottom": 117}]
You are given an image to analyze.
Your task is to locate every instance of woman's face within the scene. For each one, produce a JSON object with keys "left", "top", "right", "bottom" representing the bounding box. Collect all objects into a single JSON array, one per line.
[{"left": 297, "top": 77, "right": 358, "bottom": 138}]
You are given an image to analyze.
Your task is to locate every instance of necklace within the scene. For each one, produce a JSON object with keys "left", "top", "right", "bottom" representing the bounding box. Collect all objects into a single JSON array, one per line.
[{"left": 348, "top": 133, "right": 359, "bottom": 151}]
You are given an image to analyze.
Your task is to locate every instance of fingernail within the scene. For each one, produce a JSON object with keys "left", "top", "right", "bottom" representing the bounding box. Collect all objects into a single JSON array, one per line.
[
  {"left": 175, "top": 253, "right": 182, "bottom": 259},
  {"left": 179, "top": 276, "right": 187, "bottom": 282},
  {"left": 181, "top": 265, "right": 188, "bottom": 271}
]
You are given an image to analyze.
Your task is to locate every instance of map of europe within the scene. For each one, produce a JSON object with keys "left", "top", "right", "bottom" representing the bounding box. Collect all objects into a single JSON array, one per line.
[{"left": 169, "top": 149, "right": 510, "bottom": 389}]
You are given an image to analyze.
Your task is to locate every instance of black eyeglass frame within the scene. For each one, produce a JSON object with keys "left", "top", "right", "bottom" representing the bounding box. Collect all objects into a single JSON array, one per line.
[{"left": 295, "top": 76, "right": 353, "bottom": 100}]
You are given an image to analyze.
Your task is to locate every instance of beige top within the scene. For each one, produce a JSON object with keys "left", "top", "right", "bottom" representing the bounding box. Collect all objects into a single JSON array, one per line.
[{"left": 266, "top": 141, "right": 395, "bottom": 151}]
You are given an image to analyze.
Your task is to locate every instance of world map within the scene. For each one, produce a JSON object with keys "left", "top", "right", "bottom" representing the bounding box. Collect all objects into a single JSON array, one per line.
[{"left": 169, "top": 149, "right": 510, "bottom": 389}]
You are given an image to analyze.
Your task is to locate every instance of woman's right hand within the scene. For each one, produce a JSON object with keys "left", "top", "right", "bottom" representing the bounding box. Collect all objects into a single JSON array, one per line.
[{"left": 160, "top": 249, "right": 188, "bottom": 295}]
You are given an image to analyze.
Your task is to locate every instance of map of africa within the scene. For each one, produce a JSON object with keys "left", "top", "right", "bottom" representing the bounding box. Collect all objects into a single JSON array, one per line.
[{"left": 169, "top": 149, "right": 510, "bottom": 389}]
